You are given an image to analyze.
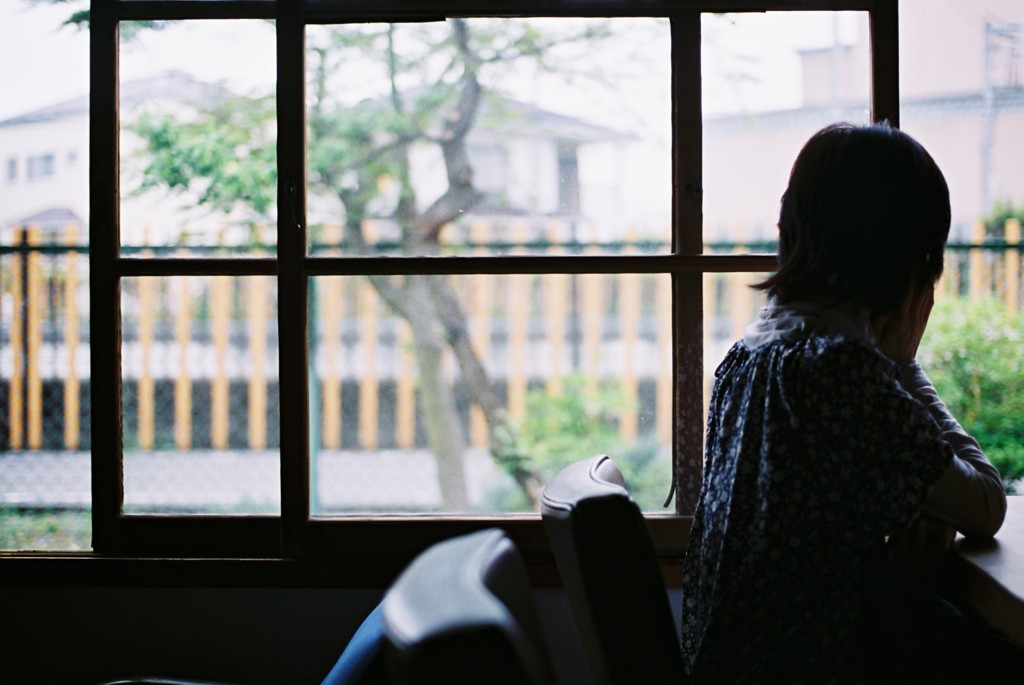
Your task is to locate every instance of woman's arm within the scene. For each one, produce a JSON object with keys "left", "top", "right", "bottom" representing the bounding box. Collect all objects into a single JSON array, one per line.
[
  {"left": 875, "top": 285, "right": 1006, "bottom": 538},
  {"left": 899, "top": 359, "right": 1007, "bottom": 538}
]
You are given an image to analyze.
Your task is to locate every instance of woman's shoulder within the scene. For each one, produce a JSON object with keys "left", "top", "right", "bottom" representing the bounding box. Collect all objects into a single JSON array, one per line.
[
  {"left": 733, "top": 333, "right": 894, "bottom": 375},
  {"left": 714, "top": 335, "right": 900, "bottom": 407}
]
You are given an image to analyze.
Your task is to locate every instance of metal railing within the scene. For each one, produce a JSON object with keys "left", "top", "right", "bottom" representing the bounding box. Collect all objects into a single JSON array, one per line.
[{"left": 2, "top": 219, "right": 1021, "bottom": 454}]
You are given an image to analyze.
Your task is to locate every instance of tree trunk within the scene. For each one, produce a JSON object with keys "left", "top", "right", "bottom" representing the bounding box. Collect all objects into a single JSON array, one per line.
[
  {"left": 426, "top": 277, "right": 545, "bottom": 505},
  {"left": 403, "top": 276, "right": 470, "bottom": 510},
  {"left": 342, "top": 18, "right": 543, "bottom": 509}
]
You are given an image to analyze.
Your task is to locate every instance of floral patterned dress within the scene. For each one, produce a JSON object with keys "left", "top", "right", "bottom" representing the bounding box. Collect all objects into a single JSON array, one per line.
[{"left": 680, "top": 331, "right": 954, "bottom": 683}]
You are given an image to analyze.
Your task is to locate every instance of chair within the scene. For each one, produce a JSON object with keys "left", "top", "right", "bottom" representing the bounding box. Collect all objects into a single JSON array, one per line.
[
  {"left": 541, "top": 455, "right": 686, "bottom": 685},
  {"left": 381, "top": 527, "right": 558, "bottom": 685},
  {"left": 102, "top": 529, "right": 555, "bottom": 685}
]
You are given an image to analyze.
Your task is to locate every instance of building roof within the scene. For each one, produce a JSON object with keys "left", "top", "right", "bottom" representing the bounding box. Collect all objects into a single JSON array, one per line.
[
  {"left": 1, "top": 70, "right": 622, "bottom": 146},
  {"left": 7, "top": 207, "right": 84, "bottom": 234},
  {"left": 704, "top": 87, "right": 1024, "bottom": 134},
  {"left": 0, "top": 71, "right": 227, "bottom": 128},
  {"left": 478, "top": 95, "right": 628, "bottom": 144}
]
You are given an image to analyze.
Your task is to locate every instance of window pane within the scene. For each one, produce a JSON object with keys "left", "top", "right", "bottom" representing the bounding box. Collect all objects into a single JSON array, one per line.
[
  {"left": 121, "top": 276, "right": 280, "bottom": 514},
  {"left": 702, "top": 12, "right": 870, "bottom": 248},
  {"left": 900, "top": 0, "right": 1024, "bottom": 490},
  {"left": 702, "top": 272, "right": 770, "bottom": 425},
  {"left": 118, "top": 20, "right": 277, "bottom": 255},
  {"left": 1, "top": 4, "right": 91, "bottom": 551},
  {"left": 898, "top": 0, "right": 1024, "bottom": 242},
  {"left": 309, "top": 273, "right": 673, "bottom": 514},
  {"left": 305, "top": 18, "right": 671, "bottom": 257}
]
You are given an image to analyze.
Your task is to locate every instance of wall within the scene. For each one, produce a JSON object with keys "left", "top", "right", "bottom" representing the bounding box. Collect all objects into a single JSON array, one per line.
[{"left": 2, "top": 585, "right": 675, "bottom": 685}]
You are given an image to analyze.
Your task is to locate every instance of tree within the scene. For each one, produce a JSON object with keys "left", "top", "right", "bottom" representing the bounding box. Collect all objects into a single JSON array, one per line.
[
  {"left": 985, "top": 198, "right": 1024, "bottom": 238},
  {"left": 125, "top": 18, "right": 625, "bottom": 509},
  {"left": 32, "top": 2, "right": 664, "bottom": 509}
]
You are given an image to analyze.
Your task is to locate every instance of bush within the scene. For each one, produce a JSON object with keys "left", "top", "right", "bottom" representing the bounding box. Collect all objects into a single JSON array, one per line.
[
  {"left": 0, "top": 507, "right": 91, "bottom": 551},
  {"left": 487, "top": 375, "right": 671, "bottom": 512},
  {"left": 919, "top": 298, "right": 1024, "bottom": 491},
  {"left": 985, "top": 198, "right": 1024, "bottom": 238}
]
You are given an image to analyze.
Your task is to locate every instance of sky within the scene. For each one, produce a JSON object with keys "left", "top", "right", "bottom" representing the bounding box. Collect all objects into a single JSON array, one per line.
[
  {"left": 2, "top": 1, "right": 91, "bottom": 120},
  {"left": 0, "top": 1, "right": 860, "bottom": 123}
]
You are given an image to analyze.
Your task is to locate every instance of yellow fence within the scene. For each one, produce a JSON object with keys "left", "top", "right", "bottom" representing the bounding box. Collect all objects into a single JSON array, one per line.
[
  {"left": 940, "top": 219, "right": 1023, "bottom": 306},
  {"left": 2, "top": 219, "right": 1022, "bottom": 452},
  {"left": 4, "top": 225, "right": 83, "bottom": 451}
]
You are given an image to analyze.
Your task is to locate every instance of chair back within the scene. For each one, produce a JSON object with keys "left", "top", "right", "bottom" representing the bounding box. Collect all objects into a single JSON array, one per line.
[
  {"left": 382, "top": 528, "right": 557, "bottom": 685},
  {"left": 541, "top": 455, "right": 686, "bottom": 685}
]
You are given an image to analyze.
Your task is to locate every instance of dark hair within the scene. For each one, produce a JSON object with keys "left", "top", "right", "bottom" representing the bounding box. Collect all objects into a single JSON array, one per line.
[{"left": 756, "top": 122, "right": 950, "bottom": 315}]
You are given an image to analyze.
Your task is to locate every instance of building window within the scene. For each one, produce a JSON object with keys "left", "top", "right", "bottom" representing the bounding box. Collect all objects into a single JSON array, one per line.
[
  {"left": 556, "top": 143, "right": 580, "bottom": 215},
  {"left": 26, "top": 153, "right": 55, "bottom": 180},
  {"left": 5, "top": 156, "right": 15, "bottom": 183},
  {"left": 81, "top": 0, "right": 898, "bottom": 563}
]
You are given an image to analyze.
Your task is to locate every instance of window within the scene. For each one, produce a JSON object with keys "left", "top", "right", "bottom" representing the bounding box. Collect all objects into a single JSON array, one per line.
[
  {"left": 26, "top": 153, "right": 55, "bottom": 180},
  {"left": 3, "top": 0, "right": 899, "bottom": 564},
  {"left": 556, "top": 143, "right": 580, "bottom": 215},
  {"left": 5, "top": 156, "right": 15, "bottom": 183}
]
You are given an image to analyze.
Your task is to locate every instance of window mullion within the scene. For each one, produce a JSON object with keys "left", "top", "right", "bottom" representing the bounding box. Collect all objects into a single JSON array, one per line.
[
  {"left": 277, "top": 1, "right": 312, "bottom": 558},
  {"left": 869, "top": 0, "right": 900, "bottom": 126},
  {"left": 671, "top": 11, "right": 704, "bottom": 516},
  {"left": 89, "top": 0, "right": 123, "bottom": 553}
]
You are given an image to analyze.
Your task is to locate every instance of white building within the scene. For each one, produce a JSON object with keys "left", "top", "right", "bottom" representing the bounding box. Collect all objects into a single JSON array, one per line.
[
  {"left": 1, "top": 71, "right": 643, "bottom": 249},
  {"left": 0, "top": 71, "right": 233, "bottom": 245},
  {"left": 703, "top": 0, "right": 1024, "bottom": 242}
]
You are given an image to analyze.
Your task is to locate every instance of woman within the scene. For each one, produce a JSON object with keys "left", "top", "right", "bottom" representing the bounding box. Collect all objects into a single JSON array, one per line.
[{"left": 679, "top": 122, "right": 1007, "bottom": 683}]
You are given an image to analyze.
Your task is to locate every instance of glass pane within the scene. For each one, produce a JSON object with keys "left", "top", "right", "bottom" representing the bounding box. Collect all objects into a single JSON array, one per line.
[
  {"left": 121, "top": 276, "right": 280, "bottom": 514},
  {"left": 305, "top": 19, "right": 671, "bottom": 257},
  {"left": 118, "top": 20, "right": 277, "bottom": 255},
  {"left": 900, "top": 0, "right": 1024, "bottom": 490},
  {"left": 1, "top": 4, "right": 91, "bottom": 551},
  {"left": 702, "top": 272, "right": 770, "bottom": 426},
  {"left": 702, "top": 12, "right": 870, "bottom": 249},
  {"left": 309, "top": 273, "right": 673, "bottom": 514}
]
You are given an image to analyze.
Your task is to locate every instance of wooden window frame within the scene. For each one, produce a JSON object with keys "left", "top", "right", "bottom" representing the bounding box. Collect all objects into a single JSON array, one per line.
[{"left": 86, "top": 0, "right": 900, "bottom": 568}]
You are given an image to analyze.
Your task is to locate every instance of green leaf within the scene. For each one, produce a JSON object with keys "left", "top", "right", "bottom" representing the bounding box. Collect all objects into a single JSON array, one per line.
[{"left": 920, "top": 298, "right": 1024, "bottom": 491}]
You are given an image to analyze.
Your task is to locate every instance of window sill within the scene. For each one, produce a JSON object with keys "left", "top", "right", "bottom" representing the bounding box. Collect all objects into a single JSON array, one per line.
[{"left": 0, "top": 515, "right": 690, "bottom": 589}]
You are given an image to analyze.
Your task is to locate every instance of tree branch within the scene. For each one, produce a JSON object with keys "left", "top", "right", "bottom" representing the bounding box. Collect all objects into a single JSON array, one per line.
[{"left": 426, "top": 277, "right": 544, "bottom": 506}]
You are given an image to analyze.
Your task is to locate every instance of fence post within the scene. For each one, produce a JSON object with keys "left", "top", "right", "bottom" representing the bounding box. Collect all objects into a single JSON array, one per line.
[
  {"left": 729, "top": 228, "right": 753, "bottom": 343},
  {"left": 64, "top": 225, "right": 81, "bottom": 449},
  {"left": 26, "top": 225, "right": 43, "bottom": 449},
  {"left": 657, "top": 272, "right": 672, "bottom": 446},
  {"left": 247, "top": 274, "right": 268, "bottom": 450},
  {"left": 1005, "top": 218, "right": 1021, "bottom": 312},
  {"left": 581, "top": 227, "right": 602, "bottom": 399},
  {"left": 507, "top": 222, "right": 530, "bottom": 425},
  {"left": 320, "top": 277, "right": 342, "bottom": 450},
  {"left": 357, "top": 281, "right": 379, "bottom": 450},
  {"left": 320, "top": 226, "right": 344, "bottom": 450},
  {"left": 580, "top": 274, "right": 602, "bottom": 398},
  {"left": 702, "top": 270, "right": 716, "bottom": 423},
  {"left": 174, "top": 269, "right": 193, "bottom": 450},
  {"left": 396, "top": 320, "right": 416, "bottom": 449},
  {"left": 618, "top": 231, "right": 640, "bottom": 441},
  {"left": 137, "top": 271, "right": 156, "bottom": 450},
  {"left": 358, "top": 221, "right": 380, "bottom": 450},
  {"left": 937, "top": 253, "right": 953, "bottom": 298},
  {"left": 545, "top": 220, "right": 568, "bottom": 397},
  {"left": 468, "top": 221, "right": 492, "bottom": 449},
  {"left": 211, "top": 273, "right": 231, "bottom": 449},
  {"left": 969, "top": 219, "right": 987, "bottom": 302},
  {"left": 9, "top": 227, "right": 24, "bottom": 449}
]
